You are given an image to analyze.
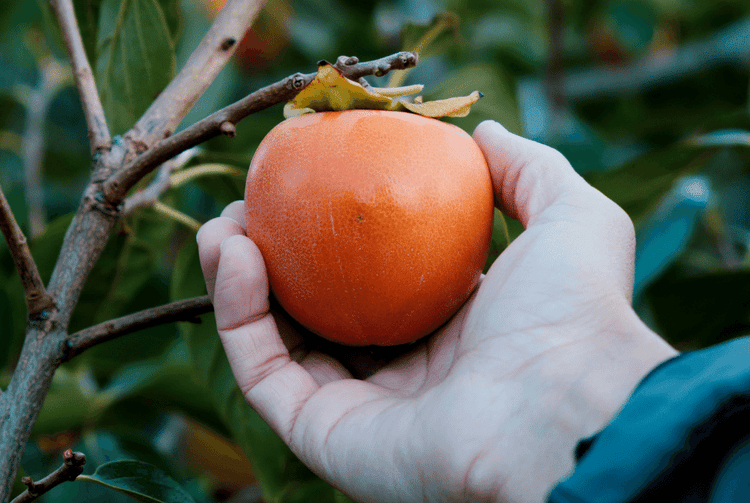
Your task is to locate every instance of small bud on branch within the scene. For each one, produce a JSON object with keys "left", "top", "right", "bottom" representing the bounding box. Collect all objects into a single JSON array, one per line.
[{"left": 10, "top": 450, "right": 86, "bottom": 503}]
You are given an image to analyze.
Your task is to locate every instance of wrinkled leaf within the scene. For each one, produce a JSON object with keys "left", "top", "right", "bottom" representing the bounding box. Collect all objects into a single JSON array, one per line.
[
  {"left": 284, "top": 63, "right": 480, "bottom": 119},
  {"left": 401, "top": 90, "right": 482, "bottom": 117},
  {"left": 95, "top": 0, "right": 176, "bottom": 134},
  {"left": 286, "top": 63, "right": 392, "bottom": 116},
  {"left": 78, "top": 460, "right": 195, "bottom": 503}
]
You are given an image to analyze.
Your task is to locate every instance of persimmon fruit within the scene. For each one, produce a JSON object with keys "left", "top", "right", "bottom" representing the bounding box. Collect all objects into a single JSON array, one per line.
[{"left": 244, "top": 110, "right": 494, "bottom": 346}]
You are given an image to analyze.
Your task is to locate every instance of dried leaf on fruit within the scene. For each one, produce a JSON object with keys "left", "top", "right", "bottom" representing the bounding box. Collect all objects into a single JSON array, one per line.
[{"left": 283, "top": 63, "right": 481, "bottom": 119}]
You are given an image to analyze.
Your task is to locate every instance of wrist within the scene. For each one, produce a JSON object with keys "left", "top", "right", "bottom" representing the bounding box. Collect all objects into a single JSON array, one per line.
[
  {"left": 570, "top": 308, "right": 678, "bottom": 435},
  {"left": 508, "top": 306, "right": 677, "bottom": 503}
]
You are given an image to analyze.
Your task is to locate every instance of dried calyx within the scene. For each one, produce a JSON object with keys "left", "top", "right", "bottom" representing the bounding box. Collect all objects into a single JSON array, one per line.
[{"left": 283, "top": 62, "right": 482, "bottom": 119}]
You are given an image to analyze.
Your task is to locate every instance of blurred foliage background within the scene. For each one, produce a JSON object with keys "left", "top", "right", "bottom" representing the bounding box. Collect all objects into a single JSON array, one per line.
[{"left": 1, "top": 0, "right": 749, "bottom": 500}]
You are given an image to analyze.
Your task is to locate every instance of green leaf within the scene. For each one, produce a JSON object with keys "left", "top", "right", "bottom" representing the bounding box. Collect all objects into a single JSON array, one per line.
[
  {"left": 585, "top": 144, "right": 718, "bottom": 225},
  {"left": 97, "top": 341, "right": 229, "bottom": 436},
  {"left": 77, "top": 460, "right": 195, "bottom": 503},
  {"left": 71, "top": 208, "right": 175, "bottom": 332},
  {"left": 646, "top": 270, "right": 750, "bottom": 349},
  {"left": 95, "top": 0, "right": 176, "bottom": 135},
  {"left": 32, "top": 368, "right": 92, "bottom": 435},
  {"left": 155, "top": 0, "right": 182, "bottom": 43},
  {"left": 74, "top": 0, "right": 103, "bottom": 64},
  {"left": 75, "top": 0, "right": 180, "bottom": 65}
]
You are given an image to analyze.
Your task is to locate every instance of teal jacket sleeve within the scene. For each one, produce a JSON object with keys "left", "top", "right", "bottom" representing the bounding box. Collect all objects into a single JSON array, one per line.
[{"left": 547, "top": 336, "right": 750, "bottom": 502}]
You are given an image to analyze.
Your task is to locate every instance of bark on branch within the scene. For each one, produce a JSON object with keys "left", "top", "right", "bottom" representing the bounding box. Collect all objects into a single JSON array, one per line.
[
  {"left": 64, "top": 295, "right": 213, "bottom": 361},
  {"left": 102, "top": 51, "right": 418, "bottom": 204},
  {"left": 49, "top": 0, "right": 110, "bottom": 154},
  {"left": 127, "top": 0, "right": 267, "bottom": 150},
  {"left": 0, "top": 183, "right": 55, "bottom": 318},
  {"left": 10, "top": 450, "right": 85, "bottom": 503}
]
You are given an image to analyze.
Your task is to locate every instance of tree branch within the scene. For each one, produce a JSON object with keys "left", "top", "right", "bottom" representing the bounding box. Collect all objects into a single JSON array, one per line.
[
  {"left": 10, "top": 450, "right": 85, "bottom": 503},
  {"left": 64, "top": 295, "right": 213, "bottom": 361},
  {"left": 121, "top": 148, "right": 199, "bottom": 216},
  {"left": 102, "top": 51, "right": 418, "bottom": 204},
  {"left": 0, "top": 183, "right": 55, "bottom": 318},
  {"left": 49, "top": 0, "right": 110, "bottom": 154},
  {"left": 127, "top": 0, "right": 267, "bottom": 150}
]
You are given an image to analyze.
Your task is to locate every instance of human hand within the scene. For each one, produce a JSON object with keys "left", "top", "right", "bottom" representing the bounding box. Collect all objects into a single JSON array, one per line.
[{"left": 196, "top": 120, "right": 677, "bottom": 503}]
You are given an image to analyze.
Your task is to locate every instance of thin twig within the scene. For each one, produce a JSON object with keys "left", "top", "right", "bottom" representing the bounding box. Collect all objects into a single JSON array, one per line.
[
  {"left": 128, "top": 0, "right": 267, "bottom": 151},
  {"left": 121, "top": 148, "right": 200, "bottom": 216},
  {"left": 0, "top": 183, "right": 56, "bottom": 318},
  {"left": 49, "top": 0, "right": 110, "bottom": 154},
  {"left": 102, "top": 51, "right": 418, "bottom": 204},
  {"left": 10, "top": 450, "right": 85, "bottom": 503},
  {"left": 64, "top": 295, "right": 213, "bottom": 361}
]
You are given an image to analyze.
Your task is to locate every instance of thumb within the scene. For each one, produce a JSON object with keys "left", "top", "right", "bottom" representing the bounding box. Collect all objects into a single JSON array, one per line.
[
  {"left": 473, "top": 120, "right": 604, "bottom": 226},
  {"left": 472, "top": 120, "right": 636, "bottom": 297}
]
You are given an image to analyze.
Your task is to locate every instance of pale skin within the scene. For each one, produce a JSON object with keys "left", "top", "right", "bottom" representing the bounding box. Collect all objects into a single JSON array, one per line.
[{"left": 196, "top": 120, "right": 678, "bottom": 503}]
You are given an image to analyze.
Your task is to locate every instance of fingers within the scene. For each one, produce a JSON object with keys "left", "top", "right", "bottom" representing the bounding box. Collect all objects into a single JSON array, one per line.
[
  {"left": 197, "top": 203, "right": 358, "bottom": 442},
  {"left": 196, "top": 200, "right": 247, "bottom": 300},
  {"left": 197, "top": 216, "right": 244, "bottom": 301},
  {"left": 473, "top": 120, "right": 636, "bottom": 296},
  {"left": 212, "top": 235, "right": 270, "bottom": 331},
  {"left": 207, "top": 232, "right": 321, "bottom": 441},
  {"left": 220, "top": 200, "right": 246, "bottom": 227},
  {"left": 474, "top": 121, "right": 592, "bottom": 226}
]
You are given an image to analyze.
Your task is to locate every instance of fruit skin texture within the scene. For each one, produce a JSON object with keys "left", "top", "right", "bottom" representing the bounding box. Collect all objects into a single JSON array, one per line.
[{"left": 244, "top": 110, "right": 494, "bottom": 346}]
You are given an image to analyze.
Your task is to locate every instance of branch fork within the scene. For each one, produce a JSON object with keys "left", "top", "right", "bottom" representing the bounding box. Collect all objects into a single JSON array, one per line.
[
  {"left": 100, "top": 51, "right": 419, "bottom": 206},
  {"left": 10, "top": 450, "right": 85, "bottom": 503}
]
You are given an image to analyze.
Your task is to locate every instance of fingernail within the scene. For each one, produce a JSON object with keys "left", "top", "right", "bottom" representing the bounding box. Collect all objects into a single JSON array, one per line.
[{"left": 219, "top": 237, "right": 228, "bottom": 253}]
